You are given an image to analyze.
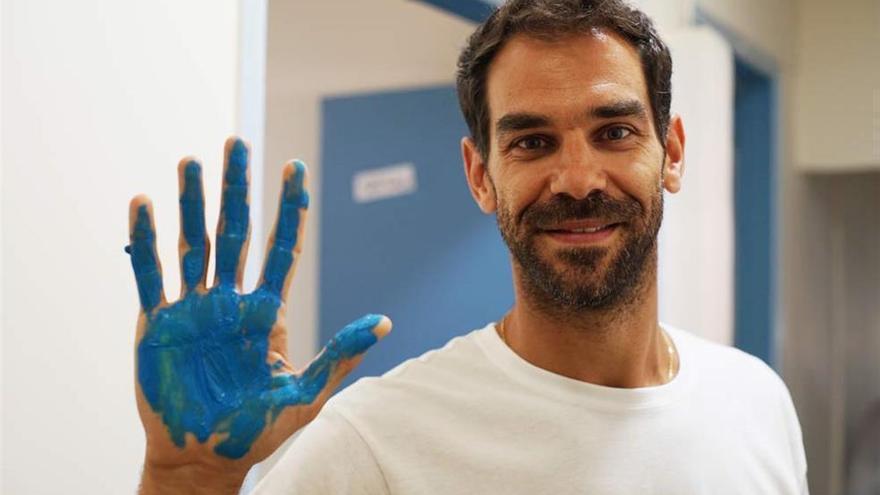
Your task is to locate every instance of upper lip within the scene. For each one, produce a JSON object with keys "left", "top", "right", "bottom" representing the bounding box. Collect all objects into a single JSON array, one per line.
[{"left": 541, "top": 220, "right": 620, "bottom": 231}]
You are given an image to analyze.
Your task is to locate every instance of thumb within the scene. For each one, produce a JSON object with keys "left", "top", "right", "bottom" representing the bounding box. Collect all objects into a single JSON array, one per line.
[{"left": 297, "top": 314, "right": 392, "bottom": 401}]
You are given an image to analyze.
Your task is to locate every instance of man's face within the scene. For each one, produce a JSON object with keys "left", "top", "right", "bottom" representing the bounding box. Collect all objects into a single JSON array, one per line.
[{"left": 480, "top": 30, "right": 673, "bottom": 312}]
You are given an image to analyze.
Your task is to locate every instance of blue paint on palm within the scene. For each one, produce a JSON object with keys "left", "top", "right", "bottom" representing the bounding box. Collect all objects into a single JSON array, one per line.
[
  {"left": 138, "top": 286, "right": 381, "bottom": 459},
  {"left": 137, "top": 288, "right": 382, "bottom": 459},
  {"left": 138, "top": 286, "right": 280, "bottom": 458},
  {"left": 127, "top": 146, "right": 384, "bottom": 459}
]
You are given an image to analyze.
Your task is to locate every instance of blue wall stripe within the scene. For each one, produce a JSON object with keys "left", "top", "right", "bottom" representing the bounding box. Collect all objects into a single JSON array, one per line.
[
  {"left": 417, "top": 0, "right": 499, "bottom": 23},
  {"left": 733, "top": 58, "right": 777, "bottom": 367}
]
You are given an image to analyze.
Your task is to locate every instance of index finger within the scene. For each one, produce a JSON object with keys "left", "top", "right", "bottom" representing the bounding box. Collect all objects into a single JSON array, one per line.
[{"left": 258, "top": 160, "right": 309, "bottom": 297}]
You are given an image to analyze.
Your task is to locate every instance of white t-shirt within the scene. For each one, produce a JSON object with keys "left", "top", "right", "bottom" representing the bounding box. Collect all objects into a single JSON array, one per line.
[{"left": 254, "top": 324, "right": 808, "bottom": 494}]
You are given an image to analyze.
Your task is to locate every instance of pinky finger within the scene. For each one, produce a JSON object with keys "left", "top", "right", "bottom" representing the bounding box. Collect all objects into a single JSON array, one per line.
[{"left": 127, "top": 195, "right": 166, "bottom": 313}]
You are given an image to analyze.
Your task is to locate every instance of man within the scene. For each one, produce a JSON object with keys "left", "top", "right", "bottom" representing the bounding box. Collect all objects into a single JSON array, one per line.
[{"left": 129, "top": 1, "right": 808, "bottom": 493}]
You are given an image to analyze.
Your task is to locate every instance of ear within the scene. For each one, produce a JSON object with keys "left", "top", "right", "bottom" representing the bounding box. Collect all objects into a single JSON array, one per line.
[
  {"left": 461, "top": 137, "right": 497, "bottom": 214},
  {"left": 661, "top": 114, "right": 686, "bottom": 194}
]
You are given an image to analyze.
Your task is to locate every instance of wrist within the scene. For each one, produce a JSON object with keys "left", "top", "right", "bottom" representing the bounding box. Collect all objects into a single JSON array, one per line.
[{"left": 139, "top": 461, "right": 248, "bottom": 495}]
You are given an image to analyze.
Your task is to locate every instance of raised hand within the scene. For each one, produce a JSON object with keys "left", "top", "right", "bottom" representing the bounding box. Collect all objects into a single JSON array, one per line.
[{"left": 127, "top": 137, "right": 390, "bottom": 493}]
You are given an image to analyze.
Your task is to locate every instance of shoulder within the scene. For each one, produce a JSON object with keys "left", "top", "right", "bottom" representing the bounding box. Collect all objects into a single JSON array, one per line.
[
  {"left": 670, "top": 325, "right": 783, "bottom": 383},
  {"left": 668, "top": 325, "right": 795, "bottom": 410},
  {"left": 667, "top": 326, "right": 807, "bottom": 485}
]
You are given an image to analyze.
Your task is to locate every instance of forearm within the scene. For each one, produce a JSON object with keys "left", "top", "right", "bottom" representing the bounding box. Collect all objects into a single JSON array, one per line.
[{"left": 139, "top": 462, "right": 247, "bottom": 495}]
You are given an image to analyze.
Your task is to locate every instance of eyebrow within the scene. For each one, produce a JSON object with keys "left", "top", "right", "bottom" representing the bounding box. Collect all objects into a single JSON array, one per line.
[
  {"left": 590, "top": 99, "right": 648, "bottom": 120},
  {"left": 494, "top": 99, "right": 649, "bottom": 140},
  {"left": 495, "top": 113, "right": 552, "bottom": 138}
]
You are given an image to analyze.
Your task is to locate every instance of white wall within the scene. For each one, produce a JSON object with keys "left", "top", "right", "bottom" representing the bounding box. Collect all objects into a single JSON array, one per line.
[
  {"left": 792, "top": 0, "right": 880, "bottom": 171},
  {"left": 0, "top": 0, "right": 5, "bottom": 486},
  {"left": 0, "top": 0, "right": 6, "bottom": 488},
  {"left": 658, "top": 28, "right": 735, "bottom": 346},
  {"left": 696, "top": 0, "right": 795, "bottom": 65},
  {"left": 1, "top": 1, "right": 241, "bottom": 492}
]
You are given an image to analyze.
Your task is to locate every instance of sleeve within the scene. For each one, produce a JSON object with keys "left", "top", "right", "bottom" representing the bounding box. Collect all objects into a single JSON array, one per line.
[{"left": 250, "top": 406, "right": 391, "bottom": 495}]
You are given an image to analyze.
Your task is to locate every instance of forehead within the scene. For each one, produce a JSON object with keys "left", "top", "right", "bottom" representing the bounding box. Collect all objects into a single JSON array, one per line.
[{"left": 485, "top": 30, "right": 650, "bottom": 124}]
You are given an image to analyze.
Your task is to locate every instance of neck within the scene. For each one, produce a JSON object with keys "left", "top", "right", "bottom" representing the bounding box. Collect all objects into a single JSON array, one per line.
[{"left": 502, "top": 257, "right": 673, "bottom": 388}]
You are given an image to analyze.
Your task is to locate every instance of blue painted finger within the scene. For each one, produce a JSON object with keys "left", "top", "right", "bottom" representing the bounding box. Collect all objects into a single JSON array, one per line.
[
  {"left": 297, "top": 314, "right": 391, "bottom": 401},
  {"left": 178, "top": 159, "right": 209, "bottom": 293},
  {"left": 127, "top": 197, "right": 165, "bottom": 312},
  {"left": 259, "top": 161, "right": 309, "bottom": 296},
  {"left": 214, "top": 137, "right": 250, "bottom": 287}
]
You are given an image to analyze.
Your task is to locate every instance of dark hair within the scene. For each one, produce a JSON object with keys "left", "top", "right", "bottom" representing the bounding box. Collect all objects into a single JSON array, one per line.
[{"left": 456, "top": 0, "right": 673, "bottom": 159}]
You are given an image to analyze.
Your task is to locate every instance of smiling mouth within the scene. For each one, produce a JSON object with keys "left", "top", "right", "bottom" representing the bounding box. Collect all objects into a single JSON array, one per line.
[{"left": 542, "top": 222, "right": 621, "bottom": 244}]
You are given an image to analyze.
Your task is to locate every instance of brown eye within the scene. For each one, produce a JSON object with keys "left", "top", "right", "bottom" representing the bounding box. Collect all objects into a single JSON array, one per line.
[
  {"left": 604, "top": 126, "right": 633, "bottom": 141},
  {"left": 515, "top": 136, "right": 550, "bottom": 150}
]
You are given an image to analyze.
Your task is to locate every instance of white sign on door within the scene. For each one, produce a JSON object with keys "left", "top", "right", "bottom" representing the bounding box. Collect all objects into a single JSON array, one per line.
[{"left": 352, "top": 162, "right": 418, "bottom": 204}]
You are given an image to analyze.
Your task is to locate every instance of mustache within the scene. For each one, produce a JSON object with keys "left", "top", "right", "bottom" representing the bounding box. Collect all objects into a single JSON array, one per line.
[{"left": 520, "top": 192, "right": 643, "bottom": 229}]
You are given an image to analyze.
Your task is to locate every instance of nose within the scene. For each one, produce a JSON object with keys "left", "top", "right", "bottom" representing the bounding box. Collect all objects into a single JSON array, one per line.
[{"left": 548, "top": 135, "right": 607, "bottom": 200}]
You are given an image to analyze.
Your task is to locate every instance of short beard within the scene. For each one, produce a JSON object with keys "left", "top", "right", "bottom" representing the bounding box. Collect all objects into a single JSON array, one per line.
[{"left": 497, "top": 187, "right": 663, "bottom": 316}]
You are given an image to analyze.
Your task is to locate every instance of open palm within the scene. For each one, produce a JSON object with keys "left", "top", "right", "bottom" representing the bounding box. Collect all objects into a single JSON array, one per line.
[{"left": 127, "top": 138, "right": 390, "bottom": 477}]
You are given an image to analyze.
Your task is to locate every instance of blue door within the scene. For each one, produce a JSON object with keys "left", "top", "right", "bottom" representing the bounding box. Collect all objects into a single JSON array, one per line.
[{"left": 320, "top": 85, "right": 513, "bottom": 387}]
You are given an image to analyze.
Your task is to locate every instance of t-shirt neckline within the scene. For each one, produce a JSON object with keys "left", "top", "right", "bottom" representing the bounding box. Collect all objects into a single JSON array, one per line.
[{"left": 474, "top": 321, "right": 694, "bottom": 412}]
